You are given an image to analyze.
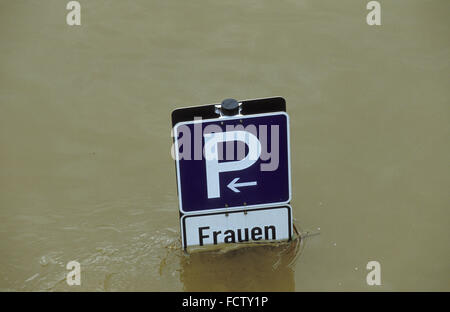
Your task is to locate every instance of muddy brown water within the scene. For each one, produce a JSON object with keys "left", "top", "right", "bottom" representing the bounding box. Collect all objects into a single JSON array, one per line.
[{"left": 0, "top": 0, "right": 449, "bottom": 291}]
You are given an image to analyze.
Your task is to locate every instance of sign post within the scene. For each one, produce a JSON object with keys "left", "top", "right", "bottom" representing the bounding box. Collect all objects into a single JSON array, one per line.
[{"left": 172, "top": 97, "right": 293, "bottom": 250}]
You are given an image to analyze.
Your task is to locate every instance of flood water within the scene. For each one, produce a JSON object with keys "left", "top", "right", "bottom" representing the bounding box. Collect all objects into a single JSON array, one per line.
[{"left": 0, "top": 0, "right": 449, "bottom": 291}]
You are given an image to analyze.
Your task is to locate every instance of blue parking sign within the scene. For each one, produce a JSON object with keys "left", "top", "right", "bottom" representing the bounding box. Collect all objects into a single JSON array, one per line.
[{"left": 174, "top": 112, "right": 291, "bottom": 214}]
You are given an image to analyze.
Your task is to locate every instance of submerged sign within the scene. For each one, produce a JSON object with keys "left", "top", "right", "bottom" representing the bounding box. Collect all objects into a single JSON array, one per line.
[
  {"left": 172, "top": 97, "right": 293, "bottom": 249},
  {"left": 181, "top": 206, "right": 292, "bottom": 248},
  {"left": 174, "top": 112, "right": 291, "bottom": 214}
]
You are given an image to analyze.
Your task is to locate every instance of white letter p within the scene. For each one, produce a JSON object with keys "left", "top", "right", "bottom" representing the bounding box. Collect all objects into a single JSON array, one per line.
[{"left": 204, "top": 131, "right": 261, "bottom": 199}]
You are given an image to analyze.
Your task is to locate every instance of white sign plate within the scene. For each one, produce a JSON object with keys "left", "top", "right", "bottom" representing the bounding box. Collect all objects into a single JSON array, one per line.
[{"left": 181, "top": 206, "right": 292, "bottom": 249}]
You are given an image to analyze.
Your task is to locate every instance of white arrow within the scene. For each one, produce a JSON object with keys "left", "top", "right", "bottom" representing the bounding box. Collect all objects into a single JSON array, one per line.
[{"left": 227, "top": 177, "right": 257, "bottom": 193}]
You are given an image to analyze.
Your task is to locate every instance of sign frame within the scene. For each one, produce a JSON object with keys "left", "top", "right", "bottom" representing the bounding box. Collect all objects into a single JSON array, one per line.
[
  {"left": 171, "top": 96, "right": 286, "bottom": 126},
  {"left": 173, "top": 111, "right": 292, "bottom": 215}
]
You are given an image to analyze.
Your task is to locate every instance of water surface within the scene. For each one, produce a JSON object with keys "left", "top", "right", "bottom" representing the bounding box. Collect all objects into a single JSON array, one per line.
[{"left": 0, "top": 0, "right": 449, "bottom": 291}]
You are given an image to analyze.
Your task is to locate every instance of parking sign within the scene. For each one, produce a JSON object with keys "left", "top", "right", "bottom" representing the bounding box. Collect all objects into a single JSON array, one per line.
[{"left": 174, "top": 111, "right": 291, "bottom": 214}]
